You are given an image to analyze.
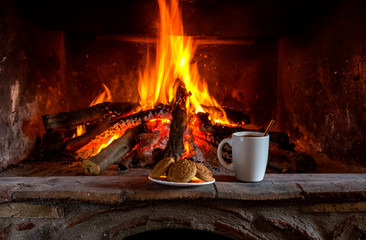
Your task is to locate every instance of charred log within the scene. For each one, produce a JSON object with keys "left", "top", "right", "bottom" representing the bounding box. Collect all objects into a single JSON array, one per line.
[
  {"left": 163, "top": 80, "right": 190, "bottom": 161},
  {"left": 163, "top": 109, "right": 187, "bottom": 160},
  {"left": 133, "top": 132, "right": 162, "bottom": 167},
  {"left": 197, "top": 119, "right": 294, "bottom": 151},
  {"left": 46, "top": 105, "right": 171, "bottom": 154},
  {"left": 113, "top": 104, "right": 172, "bottom": 127},
  {"left": 41, "top": 131, "right": 66, "bottom": 146},
  {"left": 118, "top": 149, "right": 138, "bottom": 171},
  {"left": 82, "top": 124, "right": 147, "bottom": 175},
  {"left": 39, "top": 119, "right": 114, "bottom": 155},
  {"left": 65, "top": 119, "right": 115, "bottom": 152},
  {"left": 152, "top": 148, "right": 165, "bottom": 163},
  {"left": 42, "top": 102, "right": 138, "bottom": 131}
]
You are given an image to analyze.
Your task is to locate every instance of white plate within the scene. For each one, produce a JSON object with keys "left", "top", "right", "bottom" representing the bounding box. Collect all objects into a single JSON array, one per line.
[{"left": 148, "top": 175, "right": 215, "bottom": 187}]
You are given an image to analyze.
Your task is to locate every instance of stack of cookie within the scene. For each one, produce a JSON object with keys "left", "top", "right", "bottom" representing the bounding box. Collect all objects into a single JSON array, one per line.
[{"left": 151, "top": 158, "right": 213, "bottom": 183}]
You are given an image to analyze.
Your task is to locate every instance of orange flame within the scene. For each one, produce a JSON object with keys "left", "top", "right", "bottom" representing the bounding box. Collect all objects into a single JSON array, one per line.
[
  {"left": 89, "top": 83, "right": 112, "bottom": 106},
  {"left": 75, "top": 84, "right": 126, "bottom": 158},
  {"left": 91, "top": 84, "right": 122, "bottom": 155},
  {"left": 138, "top": 0, "right": 230, "bottom": 124}
]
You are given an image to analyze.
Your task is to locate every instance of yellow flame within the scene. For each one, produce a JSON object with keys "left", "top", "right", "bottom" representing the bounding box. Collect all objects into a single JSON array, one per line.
[
  {"left": 72, "top": 125, "right": 86, "bottom": 138},
  {"left": 149, "top": 118, "right": 171, "bottom": 124},
  {"left": 138, "top": 0, "right": 230, "bottom": 124},
  {"left": 96, "top": 134, "right": 120, "bottom": 154}
]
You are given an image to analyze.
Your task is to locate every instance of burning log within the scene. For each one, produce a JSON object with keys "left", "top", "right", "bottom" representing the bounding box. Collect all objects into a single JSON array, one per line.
[
  {"left": 113, "top": 104, "right": 171, "bottom": 127},
  {"left": 118, "top": 131, "right": 163, "bottom": 170},
  {"left": 65, "top": 119, "right": 115, "bottom": 152},
  {"left": 163, "top": 109, "right": 187, "bottom": 160},
  {"left": 42, "top": 102, "right": 138, "bottom": 132},
  {"left": 133, "top": 132, "right": 162, "bottom": 167},
  {"left": 40, "top": 119, "right": 115, "bottom": 155},
  {"left": 183, "top": 126, "right": 205, "bottom": 163},
  {"left": 42, "top": 104, "right": 172, "bottom": 155},
  {"left": 82, "top": 124, "right": 147, "bottom": 175},
  {"left": 163, "top": 80, "right": 191, "bottom": 160}
]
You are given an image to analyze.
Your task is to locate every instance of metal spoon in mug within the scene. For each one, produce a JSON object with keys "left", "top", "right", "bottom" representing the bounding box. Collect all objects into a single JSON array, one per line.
[{"left": 263, "top": 120, "right": 275, "bottom": 136}]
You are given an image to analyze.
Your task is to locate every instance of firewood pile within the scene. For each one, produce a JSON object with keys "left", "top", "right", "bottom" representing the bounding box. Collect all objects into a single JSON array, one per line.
[{"left": 39, "top": 79, "right": 316, "bottom": 176}]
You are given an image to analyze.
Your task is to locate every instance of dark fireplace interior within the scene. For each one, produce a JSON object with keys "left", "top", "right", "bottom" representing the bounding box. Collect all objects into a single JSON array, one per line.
[{"left": 1, "top": 0, "right": 366, "bottom": 175}]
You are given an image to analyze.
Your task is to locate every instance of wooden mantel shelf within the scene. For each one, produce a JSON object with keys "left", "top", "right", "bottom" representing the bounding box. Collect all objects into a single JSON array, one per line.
[{"left": 0, "top": 173, "right": 365, "bottom": 205}]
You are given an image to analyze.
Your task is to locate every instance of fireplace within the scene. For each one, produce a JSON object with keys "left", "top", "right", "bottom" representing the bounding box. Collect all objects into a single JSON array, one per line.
[
  {"left": 0, "top": 0, "right": 366, "bottom": 239},
  {"left": 1, "top": 0, "right": 365, "bottom": 172}
]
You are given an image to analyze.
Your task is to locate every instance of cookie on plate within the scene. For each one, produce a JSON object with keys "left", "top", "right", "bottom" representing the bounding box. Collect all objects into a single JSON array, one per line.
[
  {"left": 194, "top": 162, "right": 213, "bottom": 182},
  {"left": 167, "top": 159, "right": 197, "bottom": 183},
  {"left": 151, "top": 157, "right": 175, "bottom": 179}
]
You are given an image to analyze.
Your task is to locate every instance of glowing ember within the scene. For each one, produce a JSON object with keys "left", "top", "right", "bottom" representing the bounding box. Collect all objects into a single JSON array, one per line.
[{"left": 138, "top": 0, "right": 230, "bottom": 125}]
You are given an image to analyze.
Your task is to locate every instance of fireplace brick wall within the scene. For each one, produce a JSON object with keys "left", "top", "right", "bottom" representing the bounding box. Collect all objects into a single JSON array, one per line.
[
  {"left": 277, "top": 0, "right": 366, "bottom": 167},
  {"left": 0, "top": 2, "right": 65, "bottom": 169}
]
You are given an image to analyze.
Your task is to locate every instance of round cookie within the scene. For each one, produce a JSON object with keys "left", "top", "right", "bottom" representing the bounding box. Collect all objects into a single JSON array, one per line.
[
  {"left": 151, "top": 157, "right": 175, "bottom": 179},
  {"left": 195, "top": 162, "right": 213, "bottom": 182},
  {"left": 167, "top": 159, "right": 197, "bottom": 183}
]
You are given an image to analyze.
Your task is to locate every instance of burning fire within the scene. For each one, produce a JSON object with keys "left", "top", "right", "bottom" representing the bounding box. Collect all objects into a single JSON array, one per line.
[
  {"left": 73, "top": 125, "right": 86, "bottom": 138},
  {"left": 75, "top": 84, "right": 124, "bottom": 157},
  {"left": 77, "top": 0, "right": 233, "bottom": 159},
  {"left": 73, "top": 84, "right": 112, "bottom": 138},
  {"left": 138, "top": 0, "right": 229, "bottom": 124},
  {"left": 88, "top": 84, "right": 127, "bottom": 154}
]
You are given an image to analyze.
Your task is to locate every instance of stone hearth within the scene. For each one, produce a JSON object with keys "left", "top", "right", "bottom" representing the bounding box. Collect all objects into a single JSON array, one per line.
[{"left": 0, "top": 172, "right": 365, "bottom": 239}]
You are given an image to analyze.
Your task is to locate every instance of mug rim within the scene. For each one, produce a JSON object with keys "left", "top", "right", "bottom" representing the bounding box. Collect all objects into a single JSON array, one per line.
[{"left": 232, "top": 131, "right": 268, "bottom": 138}]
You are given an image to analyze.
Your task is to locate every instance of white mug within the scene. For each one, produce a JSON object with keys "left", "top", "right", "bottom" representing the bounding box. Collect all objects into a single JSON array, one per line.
[{"left": 217, "top": 131, "right": 269, "bottom": 182}]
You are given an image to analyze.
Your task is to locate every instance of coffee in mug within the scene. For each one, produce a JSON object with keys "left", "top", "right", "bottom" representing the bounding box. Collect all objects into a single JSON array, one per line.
[{"left": 217, "top": 131, "right": 269, "bottom": 182}]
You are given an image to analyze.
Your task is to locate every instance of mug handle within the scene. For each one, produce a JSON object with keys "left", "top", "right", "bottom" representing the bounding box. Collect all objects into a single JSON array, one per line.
[{"left": 217, "top": 138, "right": 234, "bottom": 172}]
